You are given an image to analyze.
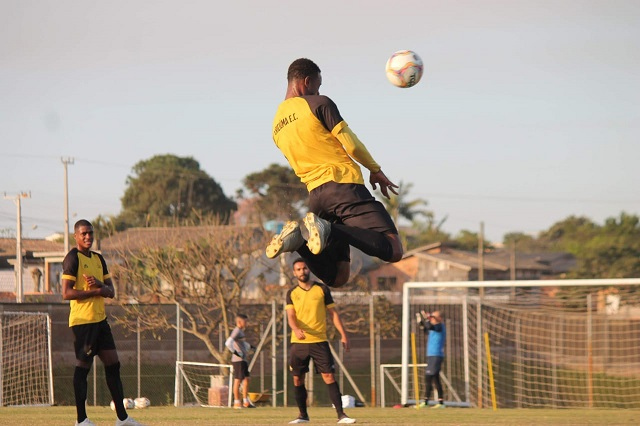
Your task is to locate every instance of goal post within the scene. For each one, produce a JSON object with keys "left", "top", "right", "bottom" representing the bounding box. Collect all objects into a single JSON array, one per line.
[
  {"left": 0, "top": 312, "right": 54, "bottom": 406},
  {"left": 401, "top": 278, "right": 640, "bottom": 408},
  {"left": 174, "top": 361, "right": 233, "bottom": 407}
]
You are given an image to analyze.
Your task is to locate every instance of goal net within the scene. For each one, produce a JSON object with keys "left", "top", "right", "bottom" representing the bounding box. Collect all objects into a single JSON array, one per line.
[
  {"left": 380, "top": 363, "right": 426, "bottom": 407},
  {"left": 401, "top": 279, "right": 640, "bottom": 408},
  {"left": 0, "top": 312, "right": 54, "bottom": 406},
  {"left": 174, "top": 361, "right": 232, "bottom": 407}
]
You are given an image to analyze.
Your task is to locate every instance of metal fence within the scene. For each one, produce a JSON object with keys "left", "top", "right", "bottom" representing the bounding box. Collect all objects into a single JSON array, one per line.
[{"left": 0, "top": 300, "right": 403, "bottom": 408}]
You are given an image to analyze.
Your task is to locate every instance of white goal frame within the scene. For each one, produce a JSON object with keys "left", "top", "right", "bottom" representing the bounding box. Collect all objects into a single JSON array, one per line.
[
  {"left": 401, "top": 278, "right": 640, "bottom": 406},
  {"left": 0, "top": 311, "right": 54, "bottom": 406},
  {"left": 174, "top": 361, "right": 233, "bottom": 407}
]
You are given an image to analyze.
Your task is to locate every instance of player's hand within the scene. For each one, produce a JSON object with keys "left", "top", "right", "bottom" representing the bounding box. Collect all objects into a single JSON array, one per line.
[
  {"left": 341, "top": 335, "right": 350, "bottom": 352},
  {"left": 294, "top": 328, "right": 306, "bottom": 340},
  {"left": 421, "top": 310, "right": 431, "bottom": 319},
  {"left": 83, "top": 274, "right": 103, "bottom": 288},
  {"left": 369, "top": 170, "right": 399, "bottom": 199}
]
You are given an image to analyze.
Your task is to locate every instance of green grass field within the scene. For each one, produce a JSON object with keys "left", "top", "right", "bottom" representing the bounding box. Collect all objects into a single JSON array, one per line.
[{"left": 0, "top": 406, "right": 639, "bottom": 425}]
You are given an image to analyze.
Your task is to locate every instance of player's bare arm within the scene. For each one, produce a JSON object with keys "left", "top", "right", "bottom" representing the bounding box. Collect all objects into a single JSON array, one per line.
[
  {"left": 328, "top": 306, "right": 349, "bottom": 351},
  {"left": 287, "top": 308, "right": 306, "bottom": 340},
  {"left": 369, "top": 170, "right": 399, "bottom": 199},
  {"left": 62, "top": 279, "right": 103, "bottom": 300}
]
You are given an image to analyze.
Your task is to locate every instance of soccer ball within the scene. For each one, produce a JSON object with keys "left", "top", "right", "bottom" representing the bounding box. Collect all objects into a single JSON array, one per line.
[
  {"left": 385, "top": 50, "right": 424, "bottom": 88},
  {"left": 110, "top": 398, "right": 135, "bottom": 410},
  {"left": 134, "top": 397, "right": 151, "bottom": 409}
]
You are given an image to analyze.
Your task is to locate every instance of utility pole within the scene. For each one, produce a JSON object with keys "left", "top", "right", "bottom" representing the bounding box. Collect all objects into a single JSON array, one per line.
[
  {"left": 4, "top": 192, "right": 31, "bottom": 303},
  {"left": 510, "top": 239, "right": 517, "bottom": 300},
  {"left": 478, "top": 221, "right": 485, "bottom": 298},
  {"left": 61, "top": 157, "right": 74, "bottom": 253}
]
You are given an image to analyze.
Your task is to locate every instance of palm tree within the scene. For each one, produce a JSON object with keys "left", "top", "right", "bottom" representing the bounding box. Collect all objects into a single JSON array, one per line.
[{"left": 381, "top": 181, "right": 432, "bottom": 224}]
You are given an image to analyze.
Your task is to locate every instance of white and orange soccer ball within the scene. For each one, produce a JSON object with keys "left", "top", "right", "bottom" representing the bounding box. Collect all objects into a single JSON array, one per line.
[{"left": 385, "top": 50, "right": 424, "bottom": 88}]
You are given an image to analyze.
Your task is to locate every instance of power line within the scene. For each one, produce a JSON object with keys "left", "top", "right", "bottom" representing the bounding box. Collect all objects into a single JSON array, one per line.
[{"left": 414, "top": 192, "right": 638, "bottom": 205}]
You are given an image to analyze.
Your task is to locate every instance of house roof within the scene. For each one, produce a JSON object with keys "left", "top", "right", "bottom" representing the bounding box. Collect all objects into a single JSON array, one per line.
[
  {"left": 0, "top": 238, "right": 64, "bottom": 257},
  {"left": 399, "top": 242, "right": 575, "bottom": 274},
  {"left": 99, "top": 225, "right": 265, "bottom": 254},
  {"left": 414, "top": 251, "right": 509, "bottom": 271}
]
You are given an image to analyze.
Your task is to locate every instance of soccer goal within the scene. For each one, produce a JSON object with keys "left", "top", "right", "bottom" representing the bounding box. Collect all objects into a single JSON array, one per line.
[
  {"left": 174, "top": 361, "right": 233, "bottom": 407},
  {"left": 0, "top": 311, "right": 54, "bottom": 406},
  {"left": 401, "top": 278, "right": 640, "bottom": 408}
]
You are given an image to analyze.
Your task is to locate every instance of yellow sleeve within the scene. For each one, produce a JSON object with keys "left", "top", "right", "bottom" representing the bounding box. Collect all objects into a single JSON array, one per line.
[{"left": 334, "top": 125, "right": 381, "bottom": 173}]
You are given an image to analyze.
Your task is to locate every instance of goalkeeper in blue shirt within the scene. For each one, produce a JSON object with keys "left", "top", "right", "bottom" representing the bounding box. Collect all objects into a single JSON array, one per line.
[{"left": 418, "top": 310, "right": 446, "bottom": 409}]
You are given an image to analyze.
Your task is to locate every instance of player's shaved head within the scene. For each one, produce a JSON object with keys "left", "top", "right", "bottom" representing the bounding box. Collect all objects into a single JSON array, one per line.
[
  {"left": 74, "top": 219, "right": 92, "bottom": 231},
  {"left": 287, "top": 58, "right": 321, "bottom": 82}
]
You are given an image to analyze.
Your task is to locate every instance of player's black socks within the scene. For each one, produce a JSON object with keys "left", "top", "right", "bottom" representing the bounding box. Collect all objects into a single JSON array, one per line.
[
  {"left": 331, "top": 224, "right": 394, "bottom": 261},
  {"left": 293, "top": 384, "right": 308, "bottom": 417},
  {"left": 296, "top": 245, "right": 338, "bottom": 285},
  {"left": 73, "top": 366, "right": 91, "bottom": 422},
  {"left": 105, "top": 362, "right": 127, "bottom": 421},
  {"left": 327, "top": 381, "right": 344, "bottom": 417},
  {"left": 425, "top": 375, "right": 433, "bottom": 404}
]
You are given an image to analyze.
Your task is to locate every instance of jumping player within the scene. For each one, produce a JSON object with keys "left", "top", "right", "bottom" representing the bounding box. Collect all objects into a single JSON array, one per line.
[
  {"left": 62, "top": 219, "right": 145, "bottom": 426},
  {"left": 267, "top": 58, "right": 403, "bottom": 288},
  {"left": 286, "top": 258, "right": 355, "bottom": 424}
]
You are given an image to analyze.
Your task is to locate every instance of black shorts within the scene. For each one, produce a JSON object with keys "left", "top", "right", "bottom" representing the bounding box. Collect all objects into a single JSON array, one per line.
[
  {"left": 289, "top": 342, "right": 335, "bottom": 376},
  {"left": 233, "top": 361, "right": 250, "bottom": 380},
  {"left": 426, "top": 356, "right": 443, "bottom": 376},
  {"left": 71, "top": 319, "right": 117, "bottom": 362},
  {"left": 308, "top": 182, "right": 398, "bottom": 262}
]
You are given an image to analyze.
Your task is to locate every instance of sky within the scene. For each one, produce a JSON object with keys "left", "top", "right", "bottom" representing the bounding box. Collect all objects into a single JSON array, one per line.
[{"left": 1, "top": 0, "right": 638, "bottom": 243}]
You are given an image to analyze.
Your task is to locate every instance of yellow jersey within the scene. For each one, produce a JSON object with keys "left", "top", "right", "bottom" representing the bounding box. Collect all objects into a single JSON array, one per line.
[
  {"left": 286, "top": 282, "right": 335, "bottom": 344},
  {"left": 62, "top": 248, "right": 110, "bottom": 327},
  {"left": 273, "top": 95, "right": 380, "bottom": 192}
]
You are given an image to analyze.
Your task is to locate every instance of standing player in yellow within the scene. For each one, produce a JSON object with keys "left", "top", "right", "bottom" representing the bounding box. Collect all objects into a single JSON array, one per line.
[
  {"left": 62, "top": 219, "right": 145, "bottom": 426},
  {"left": 267, "top": 58, "right": 403, "bottom": 288},
  {"left": 286, "top": 258, "right": 355, "bottom": 424}
]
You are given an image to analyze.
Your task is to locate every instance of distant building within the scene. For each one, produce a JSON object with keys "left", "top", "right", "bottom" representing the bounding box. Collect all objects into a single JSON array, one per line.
[
  {"left": 365, "top": 242, "right": 576, "bottom": 292},
  {"left": 0, "top": 238, "right": 65, "bottom": 299}
]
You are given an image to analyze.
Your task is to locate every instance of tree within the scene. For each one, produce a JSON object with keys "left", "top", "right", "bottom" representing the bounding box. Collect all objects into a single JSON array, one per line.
[
  {"left": 378, "top": 181, "right": 448, "bottom": 250},
  {"left": 238, "top": 163, "right": 307, "bottom": 223},
  {"left": 451, "top": 230, "right": 494, "bottom": 252},
  {"left": 502, "top": 232, "right": 549, "bottom": 253},
  {"left": 91, "top": 214, "right": 117, "bottom": 250},
  {"left": 504, "top": 213, "right": 640, "bottom": 278},
  {"left": 538, "top": 215, "right": 599, "bottom": 252},
  {"left": 118, "top": 154, "right": 236, "bottom": 228},
  {"left": 110, "top": 223, "right": 268, "bottom": 363},
  {"left": 566, "top": 213, "right": 640, "bottom": 278}
]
